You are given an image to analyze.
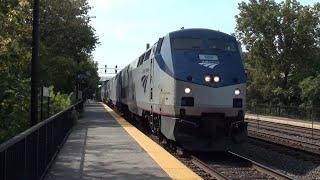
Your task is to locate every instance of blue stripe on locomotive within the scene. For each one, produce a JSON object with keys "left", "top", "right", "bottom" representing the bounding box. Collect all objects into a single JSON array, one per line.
[{"left": 155, "top": 29, "right": 246, "bottom": 88}]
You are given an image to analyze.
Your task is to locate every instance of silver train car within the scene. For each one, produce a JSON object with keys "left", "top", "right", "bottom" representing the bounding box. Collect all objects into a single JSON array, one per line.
[{"left": 104, "top": 28, "right": 247, "bottom": 151}]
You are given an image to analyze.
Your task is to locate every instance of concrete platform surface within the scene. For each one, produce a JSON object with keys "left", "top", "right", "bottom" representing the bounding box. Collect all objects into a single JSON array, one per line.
[{"left": 45, "top": 102, "right": 169, "bottom": 180}]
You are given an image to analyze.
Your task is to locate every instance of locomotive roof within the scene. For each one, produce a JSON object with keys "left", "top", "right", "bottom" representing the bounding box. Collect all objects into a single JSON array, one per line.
[{"left": 169, "top": 28, "right": 235, "bottom": 41}]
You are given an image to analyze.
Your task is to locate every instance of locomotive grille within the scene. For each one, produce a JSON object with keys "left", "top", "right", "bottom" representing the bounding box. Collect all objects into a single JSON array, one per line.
[
  {"left": 181, "top": 97, "right": 194, "bottom": 106},
  {"left": 233, "top": 98, "right": 243, "bottom": 108}
]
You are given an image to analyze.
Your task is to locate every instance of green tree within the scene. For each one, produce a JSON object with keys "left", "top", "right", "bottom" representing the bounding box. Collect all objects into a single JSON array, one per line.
[
  {"left": 78, "top": 59, "right": 100, "bottom": 98},
  {"left": 0, "top": 0, "right": 99, "bottom": 143},
  {"left": 0, "top": 0, "right": 32, "bottom": 142},
  {"left": 236, "top": 0, "right": 320, "bottom": 105},
  {"left": 299, "top": 75, "right": 320, "bottom": 106},
  {"left": 39, "top": 0, "right": 98, "bottom": 93}
]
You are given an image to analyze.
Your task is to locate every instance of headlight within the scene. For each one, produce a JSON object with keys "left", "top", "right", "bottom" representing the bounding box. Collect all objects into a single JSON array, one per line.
[
  {"left": 204, "top": 75, "right": 211, "bottom": 82},
  {"left": 213, "top": 76, "right": 220, "bottom": 83},
  {"left": 184, "top": 87, "right": 191, "bottom": 94},
  {"left": 235, "top": 89, "right": 241, "bottom": 96}
]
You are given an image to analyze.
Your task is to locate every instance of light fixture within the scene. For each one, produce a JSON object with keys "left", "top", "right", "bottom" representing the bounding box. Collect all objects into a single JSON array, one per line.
[
  {"left": 213, "top": 76, "right": 220, "bottom": 83},
  {"left": 204, "top": 75, "right": 211, "bottom": 82},
  {"left": 235, "top": 89, "right": 241, "bottom": 96},
  {"left": 184, "top": 87, "right": 191, "bottom": 94}
]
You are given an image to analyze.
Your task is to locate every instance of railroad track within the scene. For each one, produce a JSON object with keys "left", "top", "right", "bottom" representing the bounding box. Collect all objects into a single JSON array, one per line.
[
  {"left": 246, "top": 119, "right": 320, "bottom": 155},
  {"left": 247, "top": 119, "right": 320, "bottom": 139},
  {"left": 191, "top": 151, "right": 294, "bottom": 180}
]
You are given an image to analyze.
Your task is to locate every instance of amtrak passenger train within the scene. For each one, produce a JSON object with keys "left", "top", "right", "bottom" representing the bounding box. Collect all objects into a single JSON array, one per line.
[{"left": 102, "top": 28, "right": 247, "bottom": 151}]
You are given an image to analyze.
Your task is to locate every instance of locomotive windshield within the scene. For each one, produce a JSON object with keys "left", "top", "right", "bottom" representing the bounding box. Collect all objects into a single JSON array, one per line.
[
  {"left": 172, "top": 38, "right": 203, "bottom": 50},
  {"left": 172, "top": 38, "right": 237, "bottom": 52},
  {"left": 207, "top": 39, "right": 237, "bottom": 52}
]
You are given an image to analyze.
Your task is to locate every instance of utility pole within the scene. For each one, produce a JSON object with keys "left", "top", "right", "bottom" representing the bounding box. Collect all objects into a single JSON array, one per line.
[
  {"left": 31, "top": 0, "right": 40, "bottom": 126},
  {"left": 76, "top": 73, "right": 79, "bottom": 100}
]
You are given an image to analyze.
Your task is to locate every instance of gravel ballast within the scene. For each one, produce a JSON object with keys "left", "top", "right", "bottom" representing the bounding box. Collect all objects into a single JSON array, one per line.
[{"left": 233, "top": 138, "right": 320, "bottom": 179}]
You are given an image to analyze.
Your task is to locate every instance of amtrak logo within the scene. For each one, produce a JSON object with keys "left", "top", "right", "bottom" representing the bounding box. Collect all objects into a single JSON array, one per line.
[
  {"left": 141, "top": 75, "right": 148, "bottom": 93},
  {"left": 198, "top": 54, "right": 219, "bottom": 69},
  {"left": 199, "top": 60, "right": 219, "bottom": 69}
]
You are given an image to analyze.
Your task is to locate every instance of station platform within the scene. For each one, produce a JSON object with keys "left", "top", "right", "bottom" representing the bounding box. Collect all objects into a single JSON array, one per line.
[
  {"left": 45, "top": 102, "right": 200, "bottom": 180},
  {"left": 245, "top": 113, "right": 320, "bottom": 130}
]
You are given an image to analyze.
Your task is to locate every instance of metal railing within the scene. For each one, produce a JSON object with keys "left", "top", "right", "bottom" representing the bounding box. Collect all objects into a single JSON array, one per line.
[
  {"left": 247, "top": 104, "right": 320, "bottom": 121},
  {"left": 0, "top": 101, "right": 84, "bottom": 180}
]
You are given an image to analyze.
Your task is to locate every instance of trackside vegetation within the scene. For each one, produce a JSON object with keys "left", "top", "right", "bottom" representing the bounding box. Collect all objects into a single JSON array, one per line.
[
  {"left": 0, "top": 0, "right": 99, "bottom": 143},
  {"left": 236, "top": 0, "right": 320, "bottom": 107}
]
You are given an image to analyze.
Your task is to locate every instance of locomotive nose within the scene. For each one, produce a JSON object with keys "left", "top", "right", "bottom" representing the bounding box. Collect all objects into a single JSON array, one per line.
[{"left": 176, "top": 79, "right": 246, "bottom": 118}]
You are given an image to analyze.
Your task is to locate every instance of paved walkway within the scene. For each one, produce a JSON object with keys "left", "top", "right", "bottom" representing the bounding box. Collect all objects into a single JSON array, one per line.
[{"left": 45, "top": 102, "right": 169, "bottom": 179}]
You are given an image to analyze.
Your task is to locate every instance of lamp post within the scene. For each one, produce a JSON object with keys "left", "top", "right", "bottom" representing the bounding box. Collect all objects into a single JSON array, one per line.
[{"left": 31, "top": 0, "right": 40, "bottom": 126}]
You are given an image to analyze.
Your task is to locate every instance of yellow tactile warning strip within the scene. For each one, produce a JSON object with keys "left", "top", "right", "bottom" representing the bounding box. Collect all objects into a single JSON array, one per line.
[
  {"left": 246, "top": 114, "right": 320, "bottom": 130},
  {"left": 102, "top": 103, "right": 202, "bottom": 180}
]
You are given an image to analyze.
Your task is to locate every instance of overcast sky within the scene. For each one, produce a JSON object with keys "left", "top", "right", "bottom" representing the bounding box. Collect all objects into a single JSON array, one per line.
[{"left": 88, "top": 0, "right": 319, "bottom": 77}]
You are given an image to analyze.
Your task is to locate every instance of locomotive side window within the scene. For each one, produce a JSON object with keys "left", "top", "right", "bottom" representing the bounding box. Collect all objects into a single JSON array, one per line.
[
  {"left": 144, "top": 50, "right": 151, "bottom": 61},
  {"left": 137, "top": 54, "right": 145, "bottom": 67},
  {"left": 152, "top": 44, "right": 157, "bottom": 56},
  {"left": 172, "top": 38, "right": 203, "bottom": 50},
  {"left": 137, "top": 59, "right": 142, "bottom": 67},
  {"left": 155, "top": 37, "right": 164, "bottom": 54},
  {"left": 141, "top": 53, "right": 146, "bottom": 62}
]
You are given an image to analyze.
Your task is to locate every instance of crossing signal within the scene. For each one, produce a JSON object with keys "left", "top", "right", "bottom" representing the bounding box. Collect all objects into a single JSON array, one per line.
[
  {"left": 105, "top": 65, "right": 107, "bottom": 73},
  {"left": 115, "top": 65, "right": 117, "bottom": 73}
]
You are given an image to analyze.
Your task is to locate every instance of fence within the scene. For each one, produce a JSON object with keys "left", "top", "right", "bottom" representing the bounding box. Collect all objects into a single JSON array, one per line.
[
  {"left": 246, "top": 104, "right": 320, "bottom": 121},
  {"left": 0, "top": 101, "right": 84, "bottom": 180}
]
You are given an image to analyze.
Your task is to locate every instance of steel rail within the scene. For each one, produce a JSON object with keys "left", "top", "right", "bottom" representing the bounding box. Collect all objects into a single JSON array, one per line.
[
  {"left": 248, "top": 125, "right": 320, "bottom": 143},
  {"left": 248, "top": 126, "right": 320, "bottom": 143},
  {"left": 248, "top": 129, "right": 320, "bottom": 146},
  {"left": 246, "top": 119, "right": 320, "bottom": 136},
  {"left": 248, "top": 129, "right": 320, "bottom": 154},
  {"left": 248, "top": 122, "right": 320, "bottom": 138},
  {"left": 191, "top": 152, "right": 294, "bottom": 180},
  {"left": 191, "top": 155, "right": 230, "bottom": 180},
  {"left": 228, "top": 151, "right": 294, "bottom": 180}
]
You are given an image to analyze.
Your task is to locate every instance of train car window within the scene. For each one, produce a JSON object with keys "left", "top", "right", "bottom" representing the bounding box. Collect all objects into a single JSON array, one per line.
[
  {"left": 150, "top": 45, "right": 157, "bottom": 58},
  {"left": 207, "top": 39, "right": 237, "bottom": 52},
  {"left": 140, "top": 54, "right": 144, "bottom": 62},
  {"left": 172, "top": 38, "right": 203, "bottom": 50},
  {"left": 142, "top": 53, "right": 146, "bottom": 62},
  {"left": 137, "top": 54, "right": 144, "bottom": 67},
  {"left": 155, "top": 37, "right": 164, "bottom": 54},
  {"left": 152, "top": 44, "right": 157, "bottom": 54},
  {"left": 144, "top": 50, "right": 151, "bottom": 61}
]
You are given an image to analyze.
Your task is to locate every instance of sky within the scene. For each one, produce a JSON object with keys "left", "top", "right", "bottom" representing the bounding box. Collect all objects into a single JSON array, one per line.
[{"left": 87, "top": 0, "right": 319, "bottom": 77}]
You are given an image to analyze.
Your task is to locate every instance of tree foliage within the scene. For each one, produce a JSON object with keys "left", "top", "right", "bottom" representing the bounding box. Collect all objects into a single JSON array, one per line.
[
  {"left": 0, "top": 0, "right": 99, "bottom": 143},
  {"left": 236, "top": 0, "right": 320, "bottom": 106},
  {"left": 39, "top": 0, "right": 98, "bottom": 93},
  {"left": 0, "top": 0, "right": 32, "bottom": 142},
  {"left": 299, "top": 75, "right": 320, "bottom": 106}
]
